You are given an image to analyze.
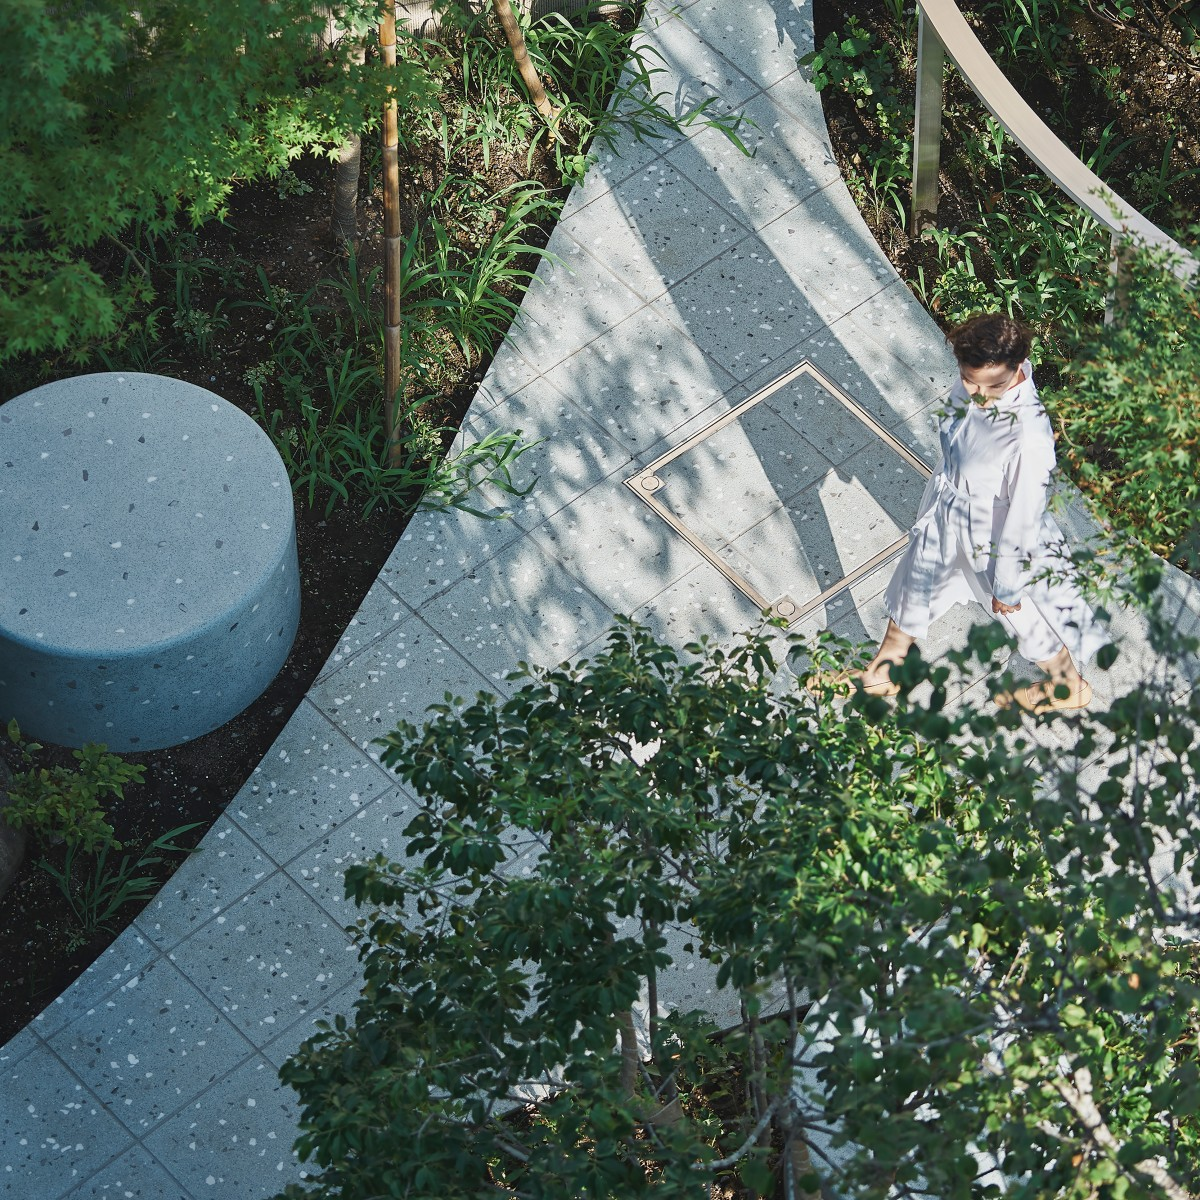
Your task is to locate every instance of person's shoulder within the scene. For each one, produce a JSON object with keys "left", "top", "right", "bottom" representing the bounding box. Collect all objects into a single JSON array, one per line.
[{"left": 1014, "top": 396, "right": 1056, "bottom": 465}]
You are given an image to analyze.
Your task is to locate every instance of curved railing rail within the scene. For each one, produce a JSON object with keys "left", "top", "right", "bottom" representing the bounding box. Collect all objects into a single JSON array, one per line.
[{"left": 911, "top": 0, "right": 1197, "bottom": 282}]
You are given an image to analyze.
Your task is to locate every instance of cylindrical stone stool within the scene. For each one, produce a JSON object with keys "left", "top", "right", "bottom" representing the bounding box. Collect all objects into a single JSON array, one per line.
[{"left": 0, "top": 372, "right": 300, "bottom": 750}]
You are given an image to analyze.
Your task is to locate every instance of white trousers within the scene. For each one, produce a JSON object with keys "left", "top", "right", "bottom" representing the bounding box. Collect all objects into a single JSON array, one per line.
[
  {"left": 884, "top": 500, "right": 1107, "bottom": 666},
  {"left": 886, "top": 530, "right": 1065, "bottom": 662}
]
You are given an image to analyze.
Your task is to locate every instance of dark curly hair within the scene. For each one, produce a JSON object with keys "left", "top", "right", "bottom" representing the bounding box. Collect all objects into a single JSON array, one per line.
[{"left": 948, "top": 313, "right": 1032, "bottom": 370}]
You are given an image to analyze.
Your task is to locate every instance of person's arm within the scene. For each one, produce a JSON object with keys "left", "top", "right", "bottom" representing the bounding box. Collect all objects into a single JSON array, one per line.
[{"left": 992, "top": 433, "right": 1056, "bottom": 608}]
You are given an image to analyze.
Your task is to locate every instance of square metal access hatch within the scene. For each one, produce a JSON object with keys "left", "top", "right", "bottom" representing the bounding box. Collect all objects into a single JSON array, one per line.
[{"left": 624, "top": 359, "right": 933, "bottom": 626}]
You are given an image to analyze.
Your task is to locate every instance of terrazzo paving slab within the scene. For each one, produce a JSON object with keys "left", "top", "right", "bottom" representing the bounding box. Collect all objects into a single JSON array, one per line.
[
  {"left": 832, "top": 278, "right": 960, "bottom": 398},
  {"left": 767, "top": 305, "right": 951, "bottom": 433},
  {"left": 645, "top": 234, "right": 826, "bottom": 382},
  {"left": 761, "top": 61, "right": 835, "bottom": 135},
  {"left": 375, "top": 503, "right": 526, "bottom": 612},
  {"left": 561, "top": 162, "right": 750, "bottom": 303},
  {"left": 48, "top": 956, "right": 254, "bottom": 1136},
  {"left": 68, "top": 1147, "right": 192, "bottom": 1200},
  {"left": 627, "top": 555, "right": 792, "bottom": 652},
  {"left": 458, "top": 372, "right": 634, "bottom": 531},
  {"left": 755, "top": 185, "right": 902, "bottom": 326},
  {"left": 544, "top": 303, "right": 741, "bottom": 454},
  {"left": 0, "top": 1026, "right": 40, "bottom": 1072},
  {"left": 468, "top": 340, "right": 539, "bottom": 410},
  {"left": 762, "top": 371, "right": 880, "bottom": 467},
  {"left": 648, "top": 405, "right": 838, "bottom": 546},
  {"left": 415, "top": 532, "right": 617, "bottom": 686},
  {"left": 260, "top": 980, "right": 363, "bottom": 1072},
  {"left": 68, "top": 1143, "right": 190, "bottom": 1200},
  {"left": 509, "top": 227, "right": 650, "bottom": 370},
  {"left": 666, "top": 77, "right": 839, "bottom": 232},
  {"left": 164, "top": 878, "right": 356, "bottom": 1044},
  {"left": 634, "top": 4, "right": 763, "bottom": 112},
  {"left": 681, "top": 0, "right": 814, "bottom": 91},
  {"left": 717, "top": 472, "right": 910, "bottom": 610},
  {"left": 837, "top": 439, "right": 932, "bottom": 527},
  {"left": 32, "top": 926, "right": 159, "bottom": 1043},
  {"left": 142, "top": 1054, "right": 311, "bottom": 1200},
  {"left": 314, "top": 578, "right": 412, "bottom": 681},
  {"left": 778, "top": 542, "right": 917, "bottom": 651},
  {"left": 283, "top": 789, "right": 422, "bottom": 925},
  {"left": 1086, "top": 582, "right": 1200, "bottom": 704},
  {"left": 306, "top": 617, "right": 499, "bottom": 761},
  {"left": 1, "top": 1046, "right": 131, "bottom": 1200},
  {"left": 224, "top": 700, "right": 395, "bottom": 869},
  {"left": 527, "top": 471, "right": 707, "bottom": 613},
  {"left": 134, "top": 819, "right": 276, "bottom": 953}
]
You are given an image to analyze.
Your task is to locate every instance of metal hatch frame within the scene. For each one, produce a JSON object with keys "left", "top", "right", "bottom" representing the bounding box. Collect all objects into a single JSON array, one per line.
[{"left": 623, "top": 359, "right": 933, "bottom": 626}]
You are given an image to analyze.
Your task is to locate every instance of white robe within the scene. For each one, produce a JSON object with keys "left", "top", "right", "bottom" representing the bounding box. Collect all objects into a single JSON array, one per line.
[{"left": 885, "top": 361, "right": 1108, "bottom": 666}]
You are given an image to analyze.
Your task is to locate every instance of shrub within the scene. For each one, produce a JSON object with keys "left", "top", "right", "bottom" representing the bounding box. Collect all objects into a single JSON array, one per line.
[
  {"left": 277, "top": 611, "right": 1200, "bottom": 1200},
  {"left": 3, "top": 720, "right": 142, "bottom": 852},
  {"left": 1044, "top": 235, "right": 1200, "bottom": 564}
]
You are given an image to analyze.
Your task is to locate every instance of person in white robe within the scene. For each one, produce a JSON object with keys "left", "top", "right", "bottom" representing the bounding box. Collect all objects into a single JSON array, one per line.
[{"left": 828, "top": 313, "right": 1106, "bottom": 712}]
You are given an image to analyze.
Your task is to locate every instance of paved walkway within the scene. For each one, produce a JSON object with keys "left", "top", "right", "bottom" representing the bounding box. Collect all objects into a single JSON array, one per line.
[{"left": 4, "top": 1, "right": 1199, "bottom": 1196}]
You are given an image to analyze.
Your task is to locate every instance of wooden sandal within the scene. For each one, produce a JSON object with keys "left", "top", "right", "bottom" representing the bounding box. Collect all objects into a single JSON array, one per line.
[{"left": 997, "top": 679, "right": 1092, "bottom": 714}]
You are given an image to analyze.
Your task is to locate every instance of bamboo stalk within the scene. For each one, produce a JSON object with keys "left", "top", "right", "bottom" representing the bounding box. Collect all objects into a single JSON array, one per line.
[
  {"left": 490, "top": 0, "right": 560, "bottom": 129},
  {"left": 380, "top": 6, "right": 403, "bottom": 466}
]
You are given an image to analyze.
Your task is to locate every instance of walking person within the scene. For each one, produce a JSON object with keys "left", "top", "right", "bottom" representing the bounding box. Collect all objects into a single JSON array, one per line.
[{"left": 818, "top": 313, "right": 1107, "bottom": 711}]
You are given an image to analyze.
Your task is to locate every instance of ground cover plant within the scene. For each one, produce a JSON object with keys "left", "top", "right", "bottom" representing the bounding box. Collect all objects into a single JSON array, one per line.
[
  {"left": 279, "top": 609, "right": 1200, "bottom": 1200},
  {"left": 807, "top": 0, "right": 1200, "bottom": 571},
  {"left": 0, "top": 0, "right": 740, "bottom": 1043}
]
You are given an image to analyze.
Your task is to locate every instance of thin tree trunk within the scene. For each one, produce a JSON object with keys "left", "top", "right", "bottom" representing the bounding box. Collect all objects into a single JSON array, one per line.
[
  {"left": 331, "top": 134, "right": 362, "bottom": 245},
  {"left": 380, "top": 10, "right": 404, "bottom": 465},
  {"left": 331, "top": 42, "right": 369, "bottom": 246},
  {"left": 490, "top": 0, "right": 559, "bottom": 127}
]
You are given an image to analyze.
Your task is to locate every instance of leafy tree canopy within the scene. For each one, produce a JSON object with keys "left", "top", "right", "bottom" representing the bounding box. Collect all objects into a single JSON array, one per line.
[
  {"left": 0, "top": 0, "right": 429, "bottom": 359},
  {"left": 279, "top": 595, "right": 1200, "bottom": 1200}
]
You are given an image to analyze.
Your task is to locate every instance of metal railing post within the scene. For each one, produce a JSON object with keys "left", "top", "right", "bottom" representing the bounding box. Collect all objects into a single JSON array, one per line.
[{"left": 911, "top": 6, "right": 946, "bottom": 233}]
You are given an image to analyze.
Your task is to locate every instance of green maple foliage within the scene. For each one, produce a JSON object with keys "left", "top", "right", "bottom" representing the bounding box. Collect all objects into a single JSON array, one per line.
[{"left": 0, "top": 0, "right": 428, "bottom": 359}]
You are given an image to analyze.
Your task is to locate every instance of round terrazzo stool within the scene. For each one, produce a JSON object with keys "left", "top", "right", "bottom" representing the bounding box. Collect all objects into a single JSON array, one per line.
[{"left": 0, "top": 372, "right": 300, "bottom": 750}]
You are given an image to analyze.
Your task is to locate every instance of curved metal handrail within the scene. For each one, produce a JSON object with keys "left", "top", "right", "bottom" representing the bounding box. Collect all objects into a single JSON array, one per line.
[{"left": 912, "top": 0, "right": 1196, "bottom": 278}]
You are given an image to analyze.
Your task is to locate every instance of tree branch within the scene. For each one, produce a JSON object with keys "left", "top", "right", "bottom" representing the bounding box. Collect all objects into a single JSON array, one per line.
[
  {"left": 694, "top": 1097, "right": 781, "bottom": 1172},
  {"left": 1054, "top": 1065, "right": 1196, "bottom": 1200}
]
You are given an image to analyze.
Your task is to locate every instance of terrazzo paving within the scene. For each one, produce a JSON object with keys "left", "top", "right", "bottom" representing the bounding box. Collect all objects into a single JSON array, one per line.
[{"left": 4, "top": 0, "right": 1199, "bottom": 1196}]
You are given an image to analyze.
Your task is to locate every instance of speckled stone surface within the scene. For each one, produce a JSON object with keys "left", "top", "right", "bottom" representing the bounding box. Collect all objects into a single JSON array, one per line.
[
  {"left": 0, "top": 372, "right": 299, "bottom": 750},
  {"left": 3, "top": 1, "right": 1199, "bottom": 1197}
]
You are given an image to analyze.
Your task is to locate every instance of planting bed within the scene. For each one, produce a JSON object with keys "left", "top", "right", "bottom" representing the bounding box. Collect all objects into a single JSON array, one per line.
[{"left": 0, "top": 82, "right": 565, "bottom": 1044}]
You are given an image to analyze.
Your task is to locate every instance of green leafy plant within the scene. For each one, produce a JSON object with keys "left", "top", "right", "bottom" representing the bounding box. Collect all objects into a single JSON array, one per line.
[
  {"left": 39, "top": 823, "right": 200, "bottom": 947},
  {"left": 276, "top": 610, "right": 1200, "bottom": 1200},
  {"left": 243, "top": 253, "right": 509, "bottom": 519},
  {"left": 1044, "top": 234, "right": 1200, "bottom": 562},
  {"left": 419, "top": 426, "right": 541, "bottom": 519},
  {"left": 800, "top": 17, "right": 891, "bottom": 103},
  {"left": 1129, "top": 141, "right": 1200, "bottom": 218},
  {"left": 0, "top": 0, "right": 411, "bottom": 360},
  {"left": 986, "top": 0, "right": 1079, "bottom": 80},
  {"left": 275, "top": 168, "right": 315, "bottom": 199},
  {"left": 4, "top": 720, "right": 141, "bottom": 853}
]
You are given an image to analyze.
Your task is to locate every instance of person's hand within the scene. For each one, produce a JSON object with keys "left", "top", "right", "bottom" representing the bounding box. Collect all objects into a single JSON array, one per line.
[{"left": 992, "top": 596, "right": 1022, "bottom": 616}]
